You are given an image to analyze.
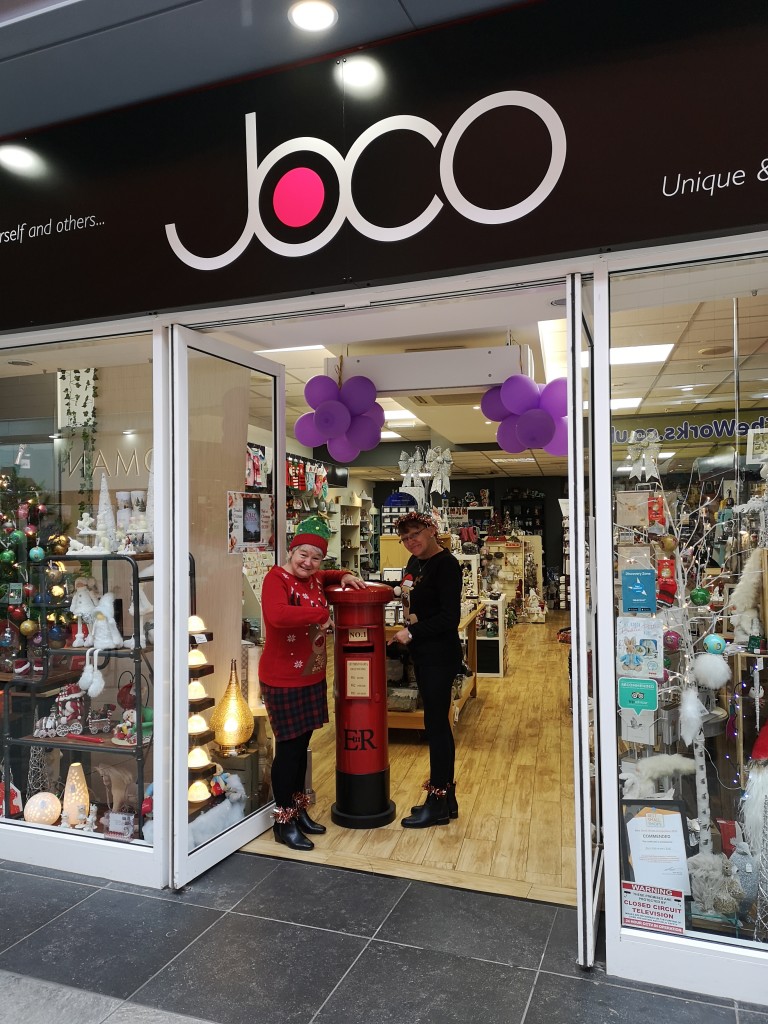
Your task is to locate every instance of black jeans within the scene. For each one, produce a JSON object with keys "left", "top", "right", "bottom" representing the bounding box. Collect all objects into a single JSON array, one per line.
[
  {"left": 272, "top": 730, "right": 312, "bottom": 808},
  {"left": 413, "top": 660, "right": 456, "bottom": 789}
]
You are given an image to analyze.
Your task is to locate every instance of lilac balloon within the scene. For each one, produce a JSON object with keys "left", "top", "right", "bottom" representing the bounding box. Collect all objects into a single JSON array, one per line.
[
  {"left": 496, "top": 414, "right": 527, "bottom": 453},
  {"left": 539, "top": 377, "right": 568, "bottom": 420},
  {"left": 294, "top": 411, "right": 326, "bottom": 448},
  {"left": 327, "top": 433, "right": 361, "bottom": 463},
  {"left": 314, "top": 399, "right": 351, "bottom": 439},
  {"left": 516, "top": 408, "right": 556, "bottom": 449},
  {"left": 304, "top": 374, "right": 340, "bottom": 410},
  {"left": 347, "top": 414, "right": 381, "bottom": 452},
  {"left": 481, "top": 385, "right": 508, "bottom": 422},
  {"left": 544, "top": 415, "right": 568, "bottom": 457},
  {"left": 500, "top": 374, "right": 541, "bottom": 416},
  {"left": 340, "top": 375, "right": 377, "bottom": 416},
  {"left": 363, "top": 402, "right": 386, "bottom": 429}
]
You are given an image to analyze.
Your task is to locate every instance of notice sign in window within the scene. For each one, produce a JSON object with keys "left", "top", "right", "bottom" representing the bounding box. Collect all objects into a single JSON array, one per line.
[
  {"left": 621, "top": 882, "right": 684, "bottom": 934},
  {"left": 346, "top": 659, "right": 371, "bottom": 698}
]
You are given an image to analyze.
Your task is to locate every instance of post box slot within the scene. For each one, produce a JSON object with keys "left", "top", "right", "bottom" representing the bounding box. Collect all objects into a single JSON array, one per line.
[{"left": 343, "top": 644, "right": 375, "bottom": 653}]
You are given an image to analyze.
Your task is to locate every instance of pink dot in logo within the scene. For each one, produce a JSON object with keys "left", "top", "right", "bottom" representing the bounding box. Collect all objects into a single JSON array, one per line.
[{"left": 273, "top": 167, "right": 325, "bottom": 228}]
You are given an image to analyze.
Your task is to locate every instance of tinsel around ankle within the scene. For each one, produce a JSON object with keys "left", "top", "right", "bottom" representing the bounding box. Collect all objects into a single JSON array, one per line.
[
  {"left": 422, "top": 780, "right": 448, "bottom": 798},
  {"left": 273, "top": 805, "right": 298, "bottom": 824},
  {"left": 292, "top": 791, "right": 311, "bottom": 809}
]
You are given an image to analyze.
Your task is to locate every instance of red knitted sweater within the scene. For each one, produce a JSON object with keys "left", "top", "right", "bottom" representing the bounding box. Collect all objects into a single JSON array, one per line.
[{"left": 258, "top": 566, "right": 347, "bottom": 687}]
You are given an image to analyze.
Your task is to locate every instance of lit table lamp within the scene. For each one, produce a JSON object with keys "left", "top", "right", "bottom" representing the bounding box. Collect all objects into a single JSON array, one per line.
[
  {"left": 63, "top": 762, "right": 90, "bottom": 825},
  {"left": 210, "top": 659, "right": 254, "bottom": 755}
]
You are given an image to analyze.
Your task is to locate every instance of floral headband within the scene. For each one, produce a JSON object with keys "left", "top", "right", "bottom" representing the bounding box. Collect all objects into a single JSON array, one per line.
[{"left": 395, "top": 510, "right": 438, "bottom": 533}]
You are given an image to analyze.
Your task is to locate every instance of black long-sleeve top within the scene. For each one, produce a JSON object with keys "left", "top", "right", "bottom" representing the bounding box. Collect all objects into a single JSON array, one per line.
[{"left": 404, "top": 548, "right": 463, "bottom": 670}]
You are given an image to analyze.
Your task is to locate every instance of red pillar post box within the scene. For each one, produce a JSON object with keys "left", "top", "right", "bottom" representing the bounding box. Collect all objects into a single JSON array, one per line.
[{"left": 326, "top": 583, "right": 396, "bottom": 828}]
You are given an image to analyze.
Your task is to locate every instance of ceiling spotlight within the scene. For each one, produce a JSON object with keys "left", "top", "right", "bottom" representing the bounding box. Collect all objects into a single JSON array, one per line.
[
  {"left": 0, "top": 145, "right": 46, "bottom": 177},
  {"left": 288, "top": 1, "right": 338, "bottom": 31}
]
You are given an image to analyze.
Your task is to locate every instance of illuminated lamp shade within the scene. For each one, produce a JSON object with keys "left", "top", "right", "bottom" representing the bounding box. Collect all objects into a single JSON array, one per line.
[
  {"left": 210, "top": 663, "right": 254, "bottom": 755},
  {"left": 188, "top": 745, "right": 213, "bottom": 769},
  {"left": 188, "top": 648, "right": 208, "bottom": 668},
  {"left": 188, "top": 779, "right": 210, "bottom": 803},
  {"left": 62, "top": 762, "right": 90, "bottom": 825},
  {"left": 188, "top": 680, "right": 207, "bottom": 700},
  {"left": 23, "top": 791, "right": 61, "bottom": 824},
  {"left": 188, "top": 713, "right": 209, "bottom": 735},
  {"left": 188, "top": 615, "right": 207, "bottom": 632}
]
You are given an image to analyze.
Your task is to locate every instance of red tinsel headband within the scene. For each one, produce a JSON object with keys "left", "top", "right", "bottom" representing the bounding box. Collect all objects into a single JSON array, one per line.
[{"left": 395, "top": 510, "right": 437, "bottom": 534}]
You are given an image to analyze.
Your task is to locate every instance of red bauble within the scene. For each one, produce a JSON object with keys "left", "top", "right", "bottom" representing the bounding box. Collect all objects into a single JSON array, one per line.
[{"left": 8, "top": 605, "right": 26, "bottom": 622}]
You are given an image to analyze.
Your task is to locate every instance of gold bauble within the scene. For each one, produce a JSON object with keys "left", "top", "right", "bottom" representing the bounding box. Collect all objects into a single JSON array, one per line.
[
  {"left": 20, "top": 618, "right": 38, "bottom": 636},
  {"left": 50, "top": 584, "right": 65, "bottom": 600},
  {"left": 49, "top": 535, "right": 69, "bottom": 555}
]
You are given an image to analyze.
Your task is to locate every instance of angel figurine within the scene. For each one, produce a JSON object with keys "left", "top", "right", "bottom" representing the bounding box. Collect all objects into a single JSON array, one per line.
[{"left": 69, "top": 577, "right": 99, "bottom": 648}]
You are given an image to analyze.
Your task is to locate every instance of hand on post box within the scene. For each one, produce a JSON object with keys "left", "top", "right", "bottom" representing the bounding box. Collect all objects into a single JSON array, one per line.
[{"left": 340, "top": 573, "right": 366, "bottom": 591}]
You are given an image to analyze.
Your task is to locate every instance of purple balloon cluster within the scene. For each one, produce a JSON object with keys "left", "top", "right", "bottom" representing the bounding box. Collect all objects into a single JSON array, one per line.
[
  {"left": 294, "top": 374, "right": 385, "bottom": 463},
  {"left": 482, "top": 375, "right": 568, "bottom": 456}
]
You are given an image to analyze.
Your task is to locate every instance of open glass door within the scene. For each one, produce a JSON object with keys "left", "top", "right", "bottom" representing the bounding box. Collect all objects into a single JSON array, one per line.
[
  {"left": 569, "top": 273, "right": 604, "bottom": 966},
  {"left": 170, "top": 324, "right": 285, "bottom": 886}
]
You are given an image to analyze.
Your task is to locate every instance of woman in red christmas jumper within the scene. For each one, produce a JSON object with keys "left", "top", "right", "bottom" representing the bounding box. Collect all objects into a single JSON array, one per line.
[{"left": 260, "top": 515, "right": 366, "bottom": 850}]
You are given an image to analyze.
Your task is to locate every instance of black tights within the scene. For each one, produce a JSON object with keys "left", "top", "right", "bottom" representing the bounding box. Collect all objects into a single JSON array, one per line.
[
  {"left": 272, "top": 730, "right": 312, "bottom": 809},
  {"left": 414, "top": 661, "right": 455, "bottom": 790}
]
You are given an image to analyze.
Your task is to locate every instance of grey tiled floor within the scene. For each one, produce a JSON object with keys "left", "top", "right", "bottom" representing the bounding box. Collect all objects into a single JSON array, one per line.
[{"left": 0, "top": 853, "right": 764, "bottom": 1024}]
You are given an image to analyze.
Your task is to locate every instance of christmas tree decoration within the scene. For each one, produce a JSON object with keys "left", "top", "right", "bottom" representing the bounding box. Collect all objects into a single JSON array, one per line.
[
  {"left": 95, "top": 472, "right": 117, "bottom": 551},
  {"left": 690, "top": 587, "right": 710, "bottom": 606}
]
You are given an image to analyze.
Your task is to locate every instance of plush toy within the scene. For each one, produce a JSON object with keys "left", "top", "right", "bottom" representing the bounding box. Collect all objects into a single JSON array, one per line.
[
  {"left": 729, "top": 840, "right": 759, "bottom": 918},
  {"left": 619, "top": 753, "right": 696, "bottom": 800},
  {"left": 728, "top": 547, "right": 765, "bottom": 643},
  {"left": 187, "top": 774, "right": 246, "bottom": 850},
  {"left": 89, "top": 592, "right": 124, "bottom": 649},
  {"left": 687, "top": 851, "right": 744, "bottom": 915}
]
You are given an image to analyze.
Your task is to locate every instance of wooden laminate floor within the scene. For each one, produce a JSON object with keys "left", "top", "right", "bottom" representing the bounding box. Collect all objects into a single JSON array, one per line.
[{"left": 241, "top": 611, "right": 576, "bottom": 906}]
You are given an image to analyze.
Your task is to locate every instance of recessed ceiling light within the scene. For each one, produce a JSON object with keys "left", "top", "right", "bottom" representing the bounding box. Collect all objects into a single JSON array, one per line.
[
  {"left": 697, "top": 345, "right": 731, "bottom": 356},
  {"left": 616, "top": 466, "right": 632, "bottom": 474},
  {"left": 255, "top": 344, "right": 325, "bottom": 353},
  {"left": 658, "top": 451, "right": 675, "bottom": 459},
  {"left": 610, "top": 397, "right": 642, "bottom": 410},
  {"left": 679, "top": 385, "right": 695, "bottom": 392},
  {"left": 380, "top": 430, "right": 402, "bottom": 440},
  {"left": 484, "top": 420, "right": 492, "bottom": 425},
  {"left": 383, "top": 410, "right": 415, "bottom": 421},
  {"left": 472, "top": 406, "right": 480, "bottom": 411},
  {"left": 122, "top": 429, "right": 135, "bottom": 436},
  {"left": 288, "top": 1, "right": 337, "bottom": 31}
]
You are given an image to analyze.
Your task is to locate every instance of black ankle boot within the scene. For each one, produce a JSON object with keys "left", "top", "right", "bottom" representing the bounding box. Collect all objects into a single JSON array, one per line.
[
  {"left": 273, "top": 820, "right": 314, "bottom": 851},
  {"left": 411, "top": 781, "right": 458, "bottom": 819},
  {"left": 297, "top": 807, "right": 326, "bottom": 835},
  {"left": 401, "top": 791, "right": 450, "bottom": 829}
]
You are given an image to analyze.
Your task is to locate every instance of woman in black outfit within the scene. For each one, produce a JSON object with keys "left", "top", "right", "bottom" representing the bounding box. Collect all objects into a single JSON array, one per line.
[{"left": 392, "top": 510, "right": 463, "bottom": 828}]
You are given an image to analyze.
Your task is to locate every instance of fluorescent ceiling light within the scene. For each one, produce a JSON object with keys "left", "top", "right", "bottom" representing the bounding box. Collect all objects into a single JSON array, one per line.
[
  {"left": 610, "top": 344, "right": 673, "bottom": 365},
  {"left": 380, "top": 430, "right": 402, "bottom": 440},
  {"left": 658, "top": 451, "right": 675, "bottom": 459},
  {"left": 539, "top": 319, "right": 568, "bottom": 383},
  {"left": 383, "top": 410, "right": 415, "bottom": 420},
  {"left": 616, "top": 466, "right": 632, "bottom": 474},
  {"left": 472, "top": 405, "right": 480, "bottom": 410},
  {"left": 610, "top": 397, "right": 642, "bottom": 410},
  {"left": 288, "top": 1, "right": 337, "bottom": 31},
  {"left": 494, "top": 457, "right": 536, "bottom": 463},
  {"left": 255, "top": 344, "right": 325, "bottom": 353},
  {"left": 580, "top": 344, "right": 674, "bottom": 368}
]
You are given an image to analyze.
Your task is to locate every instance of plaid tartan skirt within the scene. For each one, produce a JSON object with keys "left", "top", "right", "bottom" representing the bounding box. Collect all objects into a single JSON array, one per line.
[{"left": 260, "top": 679, "right": 329, "bottom": 742}]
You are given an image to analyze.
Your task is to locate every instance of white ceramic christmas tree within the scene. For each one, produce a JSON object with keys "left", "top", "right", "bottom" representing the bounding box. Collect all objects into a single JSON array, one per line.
[{"left": 96, "top": 472, "right": 117, "bottom": 552}]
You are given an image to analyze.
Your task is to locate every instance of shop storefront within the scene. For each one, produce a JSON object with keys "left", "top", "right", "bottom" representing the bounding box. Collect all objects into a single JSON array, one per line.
[{"left": 1, "top": 2, "right": 768, "bottom": 1005}]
